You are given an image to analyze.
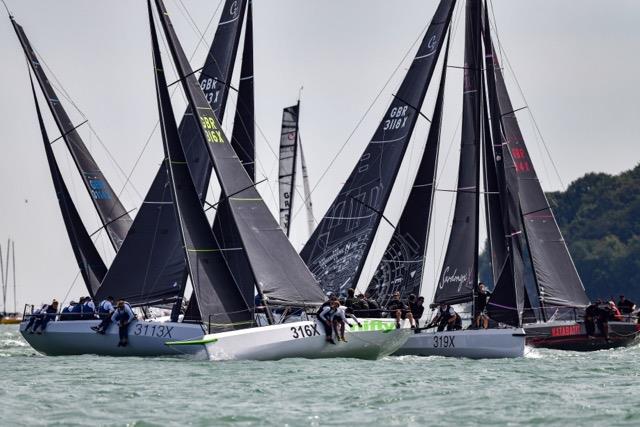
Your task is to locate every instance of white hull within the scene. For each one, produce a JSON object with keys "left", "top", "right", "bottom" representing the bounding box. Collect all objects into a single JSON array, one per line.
[
  {"left": 171, "top": 318, "right": 412, "bottom": 361},
  {"left": 20, "top": 319, "right": 206, "bottom": 357},
  {"left": 394, "top": 328, "right": 526, "bottom": 359}
]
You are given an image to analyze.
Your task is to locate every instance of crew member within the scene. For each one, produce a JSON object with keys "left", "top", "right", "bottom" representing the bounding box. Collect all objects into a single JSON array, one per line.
[
  {"left": 410, "top": 296, "right": 425, "bottom": 328},
  {"left": 318, "top": 300, "right": 339, "bottom": 344},
  {"left": 584, "top": 301, "right": 599, "bottom": 337},
  {"left": 59, "top": 301, "right": 77, "bottom": 321},
  {"left": 386, "top": 292, "right": 415, "bottom": 329},
  {"left": 331, "top": 305, "right": 362, "bottom": 342},
  {"left": 364, "top": 292, "right": 381, "bottom": 318},
  {"left": 31, "top": 300, "right": 59, "bottom": 334},
  {"left": 427, "top": 303, "right": 461, "bottom": 332},
  {"left": 82, "top": 297, "right": 96, "bottom": 320},
  {"left": 617, "top": 295, "right": 636, "bottom": 316},
  {"left": 111, "top": 300, "right": 135, "bottom": 347},
  {"left": 474, "top": 283, "right": 492, "bottom": 329},
  {"left": 91, "top": 296, "right": 115, "bottom": 334}
]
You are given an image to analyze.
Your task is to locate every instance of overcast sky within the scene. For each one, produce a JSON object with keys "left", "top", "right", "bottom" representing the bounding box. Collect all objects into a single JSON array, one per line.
[{"left": 0, "top": 0, "right": 638, "bottom": 310}]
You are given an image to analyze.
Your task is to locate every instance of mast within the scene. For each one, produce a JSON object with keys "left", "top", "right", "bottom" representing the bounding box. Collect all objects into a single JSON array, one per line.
[
  {"left": 434, "top": 0, "right": 482, "bottom": 306},
  {"left": 29, "top": 74, "right": 107, "bottom": 298},
  {"left": 147, "top": 0, "right": 252, "bottom": 330},
  {"left": 1, "top": 242, "right": 5, "bottom": 313},
  {"left": 230, "top": 0, "right": 255, "bottom": 180},
  {"left": 298, "top": 138, "right": 315, "bottom": 238},
  {"left": 11, "top": 240, "right": 15, "bottom": 313},
  {"left": 96, "top": 0, "right": 248, "bottom": 306},
  {"left": 300, "top": 0, "right": 456, "bottom": 296},
  {"left": 366, "top": 37, "right": 449, "bottom": 306},
  {"left": 278, "top": 102, "right": 301, "bottom": 237},
  {"left": 10, "top": 17, "right": 132, "bottom": 251},
  {"left": 154, "top": 0, "right": 325, "bottom": 307}
]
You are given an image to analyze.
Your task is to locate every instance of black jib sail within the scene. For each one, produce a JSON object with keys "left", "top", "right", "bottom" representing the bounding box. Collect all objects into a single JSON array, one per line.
[
  {"left": 96, "top": 0, "right": 247, "bottom": 305},
  {"left": 148, "top": 1, "right": 251, "bottom": 329},
  {"left": 29, "top": 75, "right": 107, "bottom": 299},
  {"left": 155, "top": 0, "right": 325, "bottom": 306},
  {"left": 230, "top": 0, "right": 255, "bottom": 181},
  {"left": 366, "top": 41, "right": 449, "bottom": 306},
  {"left": 11, "top": 17, "right": 132, "bottom": 251},
  {"left": 278, "top": 103, "right": 300, "bottom": 237},
  {"left": 434, "top": 0, "right": 482, "bottom": 305},
  {"left": 492, "top": 46, "right": 590, "bottom": 309},
  {"left": 300, "top": 0, "right": 456, "bottom": 296}
]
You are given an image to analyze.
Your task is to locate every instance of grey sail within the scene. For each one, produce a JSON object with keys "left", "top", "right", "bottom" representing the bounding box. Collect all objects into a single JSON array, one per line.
[
  {"left": 29, "top": 75, "right": 106, "bottom": 299},
  {"left": 148, "top": 1, "right": 252, "bottom": 329},
  {"left": 492, "top": 43, "right": 590, "bottom": 309},
  {"left": 278, "top": 103, "right": 300, "bottom": 236},
  {"left": 96, "top": 0, "right": 247, "bottom": 306},
  {"left": 155, "top": 0, "right": 325, "bottom": 306},
  {"left": 366, "top": 41, "right": 449, "bottom": 306},
  {"left": 434, "top": 0, "right": 482, "bottom": 305},
  {"left": 300, "top": 0, "right": 456, "bottom": 296},
  {"left": 299, "top": 139, "right": 315, "bottom": 237},
  {"left": 230, "top": 0, "right": 256, "bottom": 180},
  {"left": 11, "top": 17, "right": 132, "bottom": 250}
]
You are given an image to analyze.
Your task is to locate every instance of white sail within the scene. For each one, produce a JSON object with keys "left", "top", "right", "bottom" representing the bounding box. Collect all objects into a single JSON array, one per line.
[{"left": 298, "top": 139, "right": 315, "bottom": 238}]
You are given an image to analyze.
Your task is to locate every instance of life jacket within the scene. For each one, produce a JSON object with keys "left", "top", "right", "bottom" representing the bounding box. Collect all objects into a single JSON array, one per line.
[{"left": 98, "top": 300, "right": 112, "bottom": 314}]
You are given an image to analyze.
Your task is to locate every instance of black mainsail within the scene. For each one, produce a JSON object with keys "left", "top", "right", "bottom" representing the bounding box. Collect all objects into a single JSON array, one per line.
[
  {"left": 11, "top": 17, "right": 132, "bottom": 251},
  {"left": 300, "top": 0, "right": 456, "bottom": 296},
  {"left": 148, "top": 1, "right": 251, "bottom": 329},
  {"left": 492, "top": 46, "right": 589, "bottom": 309},
  {"left": 230, "top": 0, "right": 255, "bottom": 181},
  {"left": 278, "top": 103, "right": 301, "bottom": 237},
  {"left": 434, "top": 0, "right": 482, "bottom": 305},
  {"left": 366, "top": 42, "right": 449, "bottom": 305},
  {"left": 29, "top": 75, "right": 107, "bottom": 299},
  {"left": 155, "top": 0, "right": 325, "bottom": 306},
  {"left": 95, "top": 0, "right": 247, "bottom": 305}
]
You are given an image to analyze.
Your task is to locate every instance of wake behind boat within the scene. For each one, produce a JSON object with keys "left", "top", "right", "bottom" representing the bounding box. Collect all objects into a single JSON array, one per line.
[{"left": 168, "top": 318, "right": 411, "bottom": 361}]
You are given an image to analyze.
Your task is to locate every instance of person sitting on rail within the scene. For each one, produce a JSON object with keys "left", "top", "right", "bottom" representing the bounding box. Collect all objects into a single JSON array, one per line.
[
  {"left": 608, "top": 301, "right": 623, "bottom": 321},
  {"left": 617, "top": 295, "right": 636, "bottom": 316},
  {"left": 363, "top": 292, "right": 381, "bottom": 318},
  {"left": 344, "top": 288, "right": 357, "bottom": 310},
  {"left": 410, "top": 296, "right": 425, "bottom": 328},
  {"left": 30, "top": 299, "right": 59, "bottom": 334},
  {"left": 91, "top": 296, "right": 115, "bottom": 334},
  {"left": 82, "top": 297, "right": 96, "bottom": 320},
  {"left": 24, "top": 303, "right": 46, "bottom": 332},
  {"left": 427, "top": 303, "right": 462, "bottom": 332},
  {"left": 584, "top": 300, "right": 599, "bottom": 338},
  {"left": 318, "top": 300, "right": 339, "bottom": 344},
  {"left": 59, "top": 300, "right": 77, "bottom": 321},
  {"left": 352, "top": 293, "right": 370, "bottom": 317},
  {"left": 386, "top": 292, "right": 416, "bottom": 329},
  {"left": 111, "top": 300, "right": 135, "bottom": 347},
  {"left": 331, "top": 305, "right": 363, "bottom": 343},
  {"left": 70, "top": 296, "right": 86, "bottom": 320},
  {"left": 473, "top": 283, "right": 492, "bottom": 329}
]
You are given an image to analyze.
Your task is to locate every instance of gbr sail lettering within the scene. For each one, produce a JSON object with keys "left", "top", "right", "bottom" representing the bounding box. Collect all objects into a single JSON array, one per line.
[
  {"left": 200, "top": 78, "right": 220, "bottom": 106},
  {"left": 198, "top": 111, "right": 224, "bottom": 144},
  {"left": 383, "top": 105, "right": 409, "bottom": 131}
]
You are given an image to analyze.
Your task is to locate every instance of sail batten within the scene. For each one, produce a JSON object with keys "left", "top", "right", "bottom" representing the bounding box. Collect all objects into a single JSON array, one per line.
[
  {"left": 300, "top": 0, "right": 456, "bottom": 296},
  {"left": 155, "top": 0, "right": 325, "bottom": 306}
]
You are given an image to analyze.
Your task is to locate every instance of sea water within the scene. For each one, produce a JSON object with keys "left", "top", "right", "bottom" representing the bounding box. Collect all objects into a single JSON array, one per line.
[{"left": 1, "top": 325, "right": 639, "bottom": 426}]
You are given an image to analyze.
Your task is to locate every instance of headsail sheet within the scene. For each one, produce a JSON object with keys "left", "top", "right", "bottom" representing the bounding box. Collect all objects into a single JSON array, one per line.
[
  {"left": 278, "top": 104, "right": 300, "bottom": 236},
  {"left": 300, "top": 0, "right": 456, "bottom": 296},
  {"left": 434, "top": 0, "right": 482, "bottom": 305},
  {"left": 366, "top": 43, "right": 449, "bottom": 306},
  {"left": 11, "top": 17, "right": 132, "bottom": 250},
  {"left": 492, "top": 45, "right": 589, "bottom": 308},
  {"left": 230, "top": 0, "right": 255, "bottom": 180},
  {"left": 155, "top": 0, "right": 325, "bottom": 306},
  {"left": 96, "top": 0, "right": 247, "bottom": 305},
  {"left": 148, "top": 1, "right": 251, "bottom": 329},
  {"left": 29, "top": 76, "right": 106, "bottom": 299}
]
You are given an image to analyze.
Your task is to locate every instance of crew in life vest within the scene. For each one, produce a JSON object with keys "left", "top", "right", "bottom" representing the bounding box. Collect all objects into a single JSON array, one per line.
[{"left": 427, "top": 303, "right": 462, "bottom": 332}]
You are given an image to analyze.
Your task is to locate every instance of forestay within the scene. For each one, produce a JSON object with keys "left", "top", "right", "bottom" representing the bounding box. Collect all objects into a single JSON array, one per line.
[{"left": 300, "top": 0, "right": 456, "bottom": 296}]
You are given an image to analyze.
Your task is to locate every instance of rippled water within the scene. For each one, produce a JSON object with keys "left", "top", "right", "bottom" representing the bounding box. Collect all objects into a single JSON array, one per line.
[{"left": 2, "top": 325, "right": 640, "bottom": 426}]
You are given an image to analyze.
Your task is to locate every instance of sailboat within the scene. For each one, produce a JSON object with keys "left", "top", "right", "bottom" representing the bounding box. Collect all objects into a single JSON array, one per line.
[
  {"left": 14, "top": 0, "right": 254, "bottom": 356},
  {"left": 148, "top": 0, "right": 410, "bottom": 361},
  {"left": 278, "top": 101, "right": 315, "bottom": 238}
]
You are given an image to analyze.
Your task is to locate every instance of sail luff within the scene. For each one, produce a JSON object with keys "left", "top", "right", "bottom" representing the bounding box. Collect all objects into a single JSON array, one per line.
[
  {"left": 154, "top": 0, "right": 325, "bottom": 306},
  {"left": 434, "top": 0, "right": 482, "bottom": 305},
  {"left": 298, "top": 139, "right": 315, "bottom": 238},
  {"left": 300, "top": 0, "right": 457, "bottom": 296},
  {"left": 278, "top": 103, "right": 300, "bottom": 237},
  {"left": 29, "top": 74, "right": 106, "bottom": 298},
  {"left": 10, "top": 17, "right": 132, "bottom": 251},
  {"left": 230, "top": 0, "right": 255, "bottom": 181},
  {"left": 366, "top": 38, "right": 449, "bottom": 306},
  {"left": 148, "top": 0, "right": 251, "bottom": 329}
]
